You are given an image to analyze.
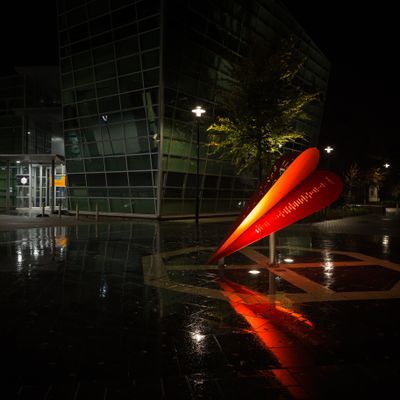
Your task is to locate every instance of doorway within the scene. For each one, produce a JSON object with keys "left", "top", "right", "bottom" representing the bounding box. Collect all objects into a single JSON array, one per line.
[{"left": 16, "top": 163, "right": 66, "bottom": 210}]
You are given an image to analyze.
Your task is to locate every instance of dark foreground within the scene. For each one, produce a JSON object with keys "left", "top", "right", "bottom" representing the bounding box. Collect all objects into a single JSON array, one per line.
[{"left": 1, "top": 213, "right": 400, "bottom": 399}]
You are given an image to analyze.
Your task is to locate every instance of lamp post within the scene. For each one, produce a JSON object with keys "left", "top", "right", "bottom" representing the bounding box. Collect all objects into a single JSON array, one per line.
[
  {"left": 191, "top": 106, "right": 206, "bottom": 225},
  {"left": 324, "top": 145, "right": 334, "bottom": 170}
]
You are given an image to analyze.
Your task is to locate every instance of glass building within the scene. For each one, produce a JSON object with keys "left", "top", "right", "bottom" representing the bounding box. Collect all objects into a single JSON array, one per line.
[
  {"left": 57, "top": 0, "right": 330, "bottom": 218},
  {"left": 0, "top": 67, "right": 65, "bottom": 210}
]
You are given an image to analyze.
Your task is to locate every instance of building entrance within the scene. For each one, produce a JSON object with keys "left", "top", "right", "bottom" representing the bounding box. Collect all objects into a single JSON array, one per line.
[
  {"left": 0, "top": 154, "right": 66, "bottom": 211},
  {"left": 16, "top": 163, "right": 66, "bottom": 210}
]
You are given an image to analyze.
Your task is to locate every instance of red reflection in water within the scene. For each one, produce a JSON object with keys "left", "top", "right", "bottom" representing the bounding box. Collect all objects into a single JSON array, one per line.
[
  {"left": 222, "top": 279, "right": 315, "bottom": 331},
  {"left": 218, "top": 278, "right": 316, "bottom": 398}
]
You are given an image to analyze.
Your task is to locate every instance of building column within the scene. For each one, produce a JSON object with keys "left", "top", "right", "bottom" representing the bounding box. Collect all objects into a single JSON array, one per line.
[
  {"left": 51, "top": 160, "right": 55, "bottom": 214},
  {"left": 6, "top": 160, "right": 10, "bottom": 210}
]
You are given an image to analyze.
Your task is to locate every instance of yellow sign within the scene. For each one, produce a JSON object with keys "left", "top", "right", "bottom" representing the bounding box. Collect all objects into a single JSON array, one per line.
[{"left": 50, "top": 175, "right": 66, "bottom": 187}]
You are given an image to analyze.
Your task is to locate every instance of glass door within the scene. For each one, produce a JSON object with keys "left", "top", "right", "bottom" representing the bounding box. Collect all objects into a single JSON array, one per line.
[
  {"left": 16, "top": 163, "right": 65, "bottom": 210},
  {"left": 34, "top": 165, "right": 51, "bottom": 208},
  {"left": 16, "top": 164, "right": 30, "bottom": 208}
]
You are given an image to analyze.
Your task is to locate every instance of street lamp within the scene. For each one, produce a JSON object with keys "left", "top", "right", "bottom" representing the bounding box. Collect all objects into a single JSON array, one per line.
[{"left": 191, "top": 106, "right": 206, "bottom": 225}]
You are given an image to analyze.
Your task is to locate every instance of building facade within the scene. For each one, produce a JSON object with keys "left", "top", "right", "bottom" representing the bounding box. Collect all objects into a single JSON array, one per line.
[
  {"left": 57, "top": 0, "right": 330, "bottom": 218},
  {"left": 0, "top": 67, "right": 64, "bottom": 209}
]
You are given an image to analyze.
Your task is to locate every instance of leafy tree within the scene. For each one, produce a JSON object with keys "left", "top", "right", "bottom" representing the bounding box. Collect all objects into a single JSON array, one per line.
[
  {"left": 344, "top": 162, "right": 362, "bottom": 204},
  {"left": 207, "top": 37, "right": 320, "bottom": 182},
  {"left": 364, "top": 166, "right": 387, "bottom": 203},
  {"left": 365, "top": 166, "right": 386, "bottom": 187}
]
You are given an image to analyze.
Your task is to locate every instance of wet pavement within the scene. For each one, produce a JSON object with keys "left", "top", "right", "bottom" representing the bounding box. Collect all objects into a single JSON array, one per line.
[{"left": 1, "top": 213, "right": 400, "bottom": 399}]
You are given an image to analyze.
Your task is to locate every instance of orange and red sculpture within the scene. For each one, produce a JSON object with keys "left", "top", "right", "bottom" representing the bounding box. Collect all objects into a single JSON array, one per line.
[{"left": 208, "top": 147, "right": 343, "bottom": 264}]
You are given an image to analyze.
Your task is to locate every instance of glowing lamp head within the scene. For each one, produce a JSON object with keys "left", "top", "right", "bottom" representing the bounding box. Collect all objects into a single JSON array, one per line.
[
  {"left": 384, "top": 163, "right": 390, "bottom": 168},
  {"left": 324, "top": 146, "right": 334, "bottom": 154},
  {"left": 192, "top": 106, "right": 206, "bottom": 118}
]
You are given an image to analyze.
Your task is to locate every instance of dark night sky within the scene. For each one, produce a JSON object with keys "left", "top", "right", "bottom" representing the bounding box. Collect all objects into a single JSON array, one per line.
[
  {"left": 1, "top": 1, "right": 398, "bottom": 174},
  {"left": 282, "top": 1, "right": 399, "bottom": 173},
  {"left": 0, "top": 1, "right": 58, "bottom": 75}
]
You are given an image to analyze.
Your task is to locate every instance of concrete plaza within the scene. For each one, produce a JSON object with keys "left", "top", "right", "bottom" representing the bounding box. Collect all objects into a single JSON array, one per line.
[{"left": 1, "top": 211, "right": 400, "bottom": 399}]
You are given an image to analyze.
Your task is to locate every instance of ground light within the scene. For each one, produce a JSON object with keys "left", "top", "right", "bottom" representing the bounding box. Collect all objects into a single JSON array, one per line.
[
  {"left": 283, "top": 258, "right": 294, "bottom": 263},
  {"left": 249, "top": 269, "right": 261, "bottom": 275}
]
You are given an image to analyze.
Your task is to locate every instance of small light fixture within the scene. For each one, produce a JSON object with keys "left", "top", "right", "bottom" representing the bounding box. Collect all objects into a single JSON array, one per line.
[
  {"left": 101, "top": 114, "right": 108, "bottom": 122},
  {"left": 16, "top": 160, "right": 21, "bottom": 164},
  {"left": 249, "top": 269, "right": 261, "bottom": 275},
  {"left": 324, "top": 146, "right": 334, "bottom": 154},
  {"left": 191, "top": 332, "right": 205, "bottom": 342},
  {"left": 192, "top": 106, "right": 206, "bottom": 118},
  {"left": 27, "top": 130, "right": 31, "bottom": 135},
  {"left": 384, "top": 163, "right": 390, "bottom": 168},
  {"left": 283, "top": 258, "right": 294, "bottom": 263}
]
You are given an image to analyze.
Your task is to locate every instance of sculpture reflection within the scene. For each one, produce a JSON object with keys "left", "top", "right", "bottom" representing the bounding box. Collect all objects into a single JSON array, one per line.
[{"left": 218, "top": 275, "right": 315, "bottom": 397}]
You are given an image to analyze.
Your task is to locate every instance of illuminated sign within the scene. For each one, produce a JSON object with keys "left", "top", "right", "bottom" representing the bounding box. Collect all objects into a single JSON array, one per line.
[
  {"left": 50, "top": 175, "right": 66, "bottom": 187},
  {"left": 208, "top": 148, "right": 342, "bottom": 264},
  {"left": 17, "top": 175, "right": 29, "bottom": 185}
]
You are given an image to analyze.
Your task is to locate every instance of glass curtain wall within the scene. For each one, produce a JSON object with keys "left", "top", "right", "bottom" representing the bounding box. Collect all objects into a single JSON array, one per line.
[
  {"left": 58, "top": 0, "right": 161, "bottom": 215},
  {"left": 161, "top": 0, "right": 329, "bottom": 217},
  {"left": 57, "top": 0, "right": 329, "bottom": 218},
  {"left": 162, "top": 0, "right": 259, "bottom": 217}
]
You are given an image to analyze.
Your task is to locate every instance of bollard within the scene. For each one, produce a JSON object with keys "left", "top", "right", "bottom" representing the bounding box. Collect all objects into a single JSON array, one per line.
[
  {"left": 268, "top": 270, "right": 276, "bottom": 300},
  {"left": 76, "top": 203, "right": 79, "bottom": 220},
  {"left": 58, "top": 203, "right": 62, "bottom": 219},
  {"left": 269, "top": 232, "right": 276, "bottom": 266},
  {"left": 95, "top": 203, "right": 99, "bottom": 221},
  {"left": 218, "top": 257, "right": 225, "bottom": 278}
]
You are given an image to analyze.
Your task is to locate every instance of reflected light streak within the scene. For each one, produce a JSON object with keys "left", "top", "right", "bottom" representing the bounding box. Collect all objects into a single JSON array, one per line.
[
  {"left": 323, "top": 261, "right": 333, "bottom": 270},
  {"left": 322, "top": 260, "right": 334, "bottom": 285},
  {"left": 99, "top": 280, "right": 108, "bottom": 298},
  {"left": 218, "top": 279, "right": 315, "bottom": 397},
  {"left": 322, "top": 251, "right": 334, "bottom": 281},
  {"left": 382, "top": 235, "right": 390, "bottom": 256},
  {"left": 16, "top": 249, "right": 23, "bottom": 272},
  {"left": 219, "top": 279, "right": 315, "bottom": 332}
]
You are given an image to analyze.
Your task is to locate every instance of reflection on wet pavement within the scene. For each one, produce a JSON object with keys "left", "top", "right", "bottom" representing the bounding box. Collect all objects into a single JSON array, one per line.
[{"left": 1, "top": 216, "right": 400, "bottom": 398}]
